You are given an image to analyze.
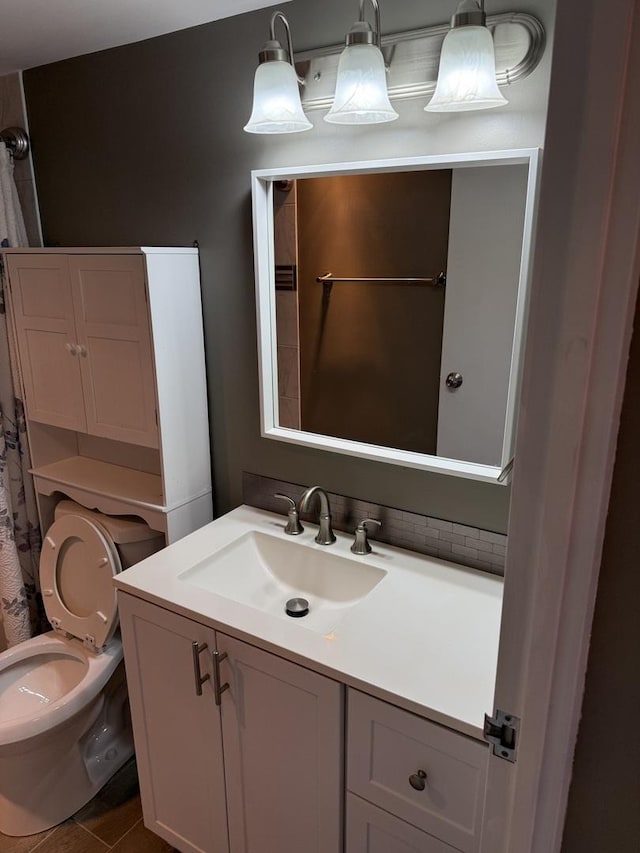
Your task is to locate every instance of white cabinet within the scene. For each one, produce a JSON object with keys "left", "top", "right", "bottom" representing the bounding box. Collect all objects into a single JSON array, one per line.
[
  {"left": 8, "top": 253, "right": 157, "bottom": 446},
  {"left": 4, "top": 247, "right": 212, "bottom": 543},
  {"left": 6, "top": 253, "right": 86, "bottom": 432},
  {"left": 118, "top": 593, "right": 344, "bottom": 853},
  {"left": 346, "top": 794, "right": 459, "bottom": 853},
  {"left": 347, "top": 690, "right": 488, "bottom": 853},
  {"left": 117, "top": 597, "right": 227, "bottom": 853}
]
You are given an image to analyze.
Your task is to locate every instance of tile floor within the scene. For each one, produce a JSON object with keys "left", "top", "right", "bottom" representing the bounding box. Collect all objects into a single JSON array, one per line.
[{"left": 0, "top": 759, "right": 175, "bottom": 853}]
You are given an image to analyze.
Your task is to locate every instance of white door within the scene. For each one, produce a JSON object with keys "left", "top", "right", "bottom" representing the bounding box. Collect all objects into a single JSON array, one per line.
[
  {"left": 481, "top": 1, "right": 640, "bottom": 851},
  {"left": 118, "top": 594, "right": 229, "bottom": 853},
  {"left": 437, "top": 165, "right": 529, "bottom": 467},
  {"left": 7, "top": 253, "right": 87, "bottom": 431},
  {"left": 69, "top": 254, "right": 159, "bottom": 448},
  {"left": 218, "top": 633, "right": 344, "bottom": 853}
]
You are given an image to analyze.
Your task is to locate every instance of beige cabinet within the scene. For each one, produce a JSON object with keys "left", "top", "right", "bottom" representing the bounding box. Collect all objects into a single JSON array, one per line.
[
  {"left": 8, "top": 253, "right": 158, "bottom": 448},
  {"left": 118, "top": 593, "right": 344, "bottom": 853},
  {"left": 4, "top": 247, "right": 212, "bottom": 543}
]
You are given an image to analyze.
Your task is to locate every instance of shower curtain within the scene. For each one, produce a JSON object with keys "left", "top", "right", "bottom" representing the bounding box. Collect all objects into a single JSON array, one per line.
[{"left": 0, "top": 140, "right": 43, "bottom": 647}]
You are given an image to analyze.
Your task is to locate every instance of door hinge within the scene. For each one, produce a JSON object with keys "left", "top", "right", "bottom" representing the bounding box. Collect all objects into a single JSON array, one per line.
[{"left": 483, "top": 710, "right": 519, "bottom": 763}]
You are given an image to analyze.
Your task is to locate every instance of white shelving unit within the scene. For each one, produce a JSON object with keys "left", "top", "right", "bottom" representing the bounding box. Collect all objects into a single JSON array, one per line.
[{"left": 4, "top": 246, "right": 212, "bottom": 543}]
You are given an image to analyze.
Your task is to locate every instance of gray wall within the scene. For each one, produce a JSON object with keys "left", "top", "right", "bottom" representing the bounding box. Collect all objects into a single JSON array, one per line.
[{"left": 22, "top": 0, "right": 554, "bottom": 531}]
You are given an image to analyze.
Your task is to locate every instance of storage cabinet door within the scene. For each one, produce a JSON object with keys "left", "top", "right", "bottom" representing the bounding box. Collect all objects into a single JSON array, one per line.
[
  {"left": 118, "top": 594, "right": 229, "bottom": 853},
  {"left": 7, "top": 254, "right": 86, "bottom": 431},
  {"left": 346, "top": 794, "right": 459, "bottom": 853},
  {"left": 218, "top": 633, "right": 344, "bottom": 853},
  {"left": 69, "top": 255, "right": 159, "bottom": 447}
]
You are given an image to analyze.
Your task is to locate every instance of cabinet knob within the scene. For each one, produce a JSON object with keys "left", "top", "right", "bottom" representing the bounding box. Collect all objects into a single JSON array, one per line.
[
  {"left": 445, "top": 371, "right": 463, "bottom": 389},
  {"left": 409, "top": 769, "right": 427, "bottom": 791},
  {"left": 66, "top": 342, "right": 78, "bottom": 356},
  {"left": 77, "top": 345, "right": 87, "bottom": 357}
]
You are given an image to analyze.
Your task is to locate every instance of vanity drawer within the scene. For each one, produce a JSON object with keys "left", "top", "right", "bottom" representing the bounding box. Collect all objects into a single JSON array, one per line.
[
  {"left": 346, "top": 793, "right": 459, "bottom": 853},
  {"left": 347, "top": 690, "right": 488, "bottom": 853}
]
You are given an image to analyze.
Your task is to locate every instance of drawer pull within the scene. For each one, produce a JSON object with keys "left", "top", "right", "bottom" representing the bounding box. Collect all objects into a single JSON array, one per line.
[
  {"left": 212, "top": 650, "right": 229, "bottom": 706},
  {"left": 409, "top": 770, "right": 427, "bottom": 791},
  {"left": 191, "top": 641, "right": 210, "bottom": 696}
]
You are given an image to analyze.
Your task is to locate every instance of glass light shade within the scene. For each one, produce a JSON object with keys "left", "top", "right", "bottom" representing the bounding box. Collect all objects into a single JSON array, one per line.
[
  {"left": 244, "top": 60, "right": 312, "bottom": 134},
  {"left": 324, "top": 43, "right": 398, "bottom": 125},
  {"left": 425, "top": 26, "right": 508, "bottom": 112}
]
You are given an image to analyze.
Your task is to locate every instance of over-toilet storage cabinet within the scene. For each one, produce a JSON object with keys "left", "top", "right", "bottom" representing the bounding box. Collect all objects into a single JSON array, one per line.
[
  {"left": 4, "top": 247, "right": 212, "bottom": 542},
  {"left": 117, "top": 592, "right": 489, "bottom": 853},
  {"left": 117, "top": 593, "right": 343, "bottom": 853}
]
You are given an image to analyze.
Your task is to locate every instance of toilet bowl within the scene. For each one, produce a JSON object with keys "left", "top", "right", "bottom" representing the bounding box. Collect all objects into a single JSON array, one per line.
[{"left": 0, "top": 501, "right": 164, "bottom": 836}]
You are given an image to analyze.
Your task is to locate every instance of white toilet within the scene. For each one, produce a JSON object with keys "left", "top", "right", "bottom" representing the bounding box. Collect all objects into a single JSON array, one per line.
[{"left": 0, "top": 500, "right": 164, "bottom": 837}]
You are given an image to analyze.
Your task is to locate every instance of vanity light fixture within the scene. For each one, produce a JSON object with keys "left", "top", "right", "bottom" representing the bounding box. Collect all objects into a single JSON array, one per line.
[
  {"left": 244, "top": 11, "right": 312, "bottom": 134},
  {"left": 244, "top": 6, "right": 545, "bottom": 132},
  {"left": 425, "top": 0, "right": 508, "bottom": 112},
  {"left": 324, "top": 0, "right": 398, "bottom": 125}
]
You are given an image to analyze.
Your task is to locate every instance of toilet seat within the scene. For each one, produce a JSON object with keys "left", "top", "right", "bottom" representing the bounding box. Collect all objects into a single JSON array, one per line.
[
  {"left": 0, "top": 631, "right": 124, "bottom": 746},
  {"left": 40, "top": 514, "right": 123, "bottom": 651}
]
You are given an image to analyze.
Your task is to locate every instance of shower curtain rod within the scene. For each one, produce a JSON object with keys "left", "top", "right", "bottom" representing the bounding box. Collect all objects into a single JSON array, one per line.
[{"left": 0, "top": 127, "right": 29, "bottom": 160}]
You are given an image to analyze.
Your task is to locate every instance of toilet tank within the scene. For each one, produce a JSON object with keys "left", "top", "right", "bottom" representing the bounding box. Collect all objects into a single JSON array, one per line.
[{"left": 54, "top": 500, "right": 165, "bottom": 568}]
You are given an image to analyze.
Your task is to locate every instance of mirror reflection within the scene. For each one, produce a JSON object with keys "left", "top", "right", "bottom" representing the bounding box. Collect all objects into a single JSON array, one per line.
[{"left": 271, "top": 162, "right": 530, "bottom": 468}]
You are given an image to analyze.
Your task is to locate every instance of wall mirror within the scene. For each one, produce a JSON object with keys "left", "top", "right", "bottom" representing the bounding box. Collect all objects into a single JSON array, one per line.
[{"left": 252, "top": 149, "right": 541, "bottom": 483}]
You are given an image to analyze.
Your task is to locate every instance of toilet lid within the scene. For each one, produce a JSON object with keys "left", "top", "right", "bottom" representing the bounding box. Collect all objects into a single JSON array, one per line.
[{"left": 40, "top": 514, "right": 122, "bottom": 651}]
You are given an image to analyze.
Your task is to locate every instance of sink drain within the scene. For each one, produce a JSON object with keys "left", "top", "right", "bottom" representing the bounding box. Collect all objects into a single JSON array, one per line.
[{"left": 285, "top": 597, "right": 310, "bottom": 618}]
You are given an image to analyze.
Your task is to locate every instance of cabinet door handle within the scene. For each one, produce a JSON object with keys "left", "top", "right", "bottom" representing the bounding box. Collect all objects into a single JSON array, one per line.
[
  {"left": 212, "top": 650, "right": 229, "bottom": 706},
  {"left": 191, "top": 641, "right": 210, "bottom": 696},
  {"left": 77, "top": 345, "right": 87, "bottom": 357},
  {"left": 409, "top": 769, "right": 428, "bottom": 791},
  {"left": 66, "top": 342, "right": 78, "bottom": 356}
]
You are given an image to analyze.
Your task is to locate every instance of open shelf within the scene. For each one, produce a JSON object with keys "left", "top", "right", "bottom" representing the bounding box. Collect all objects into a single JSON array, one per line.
[{"left": 30, "top": 456, "right": 165, "bottom": 511}]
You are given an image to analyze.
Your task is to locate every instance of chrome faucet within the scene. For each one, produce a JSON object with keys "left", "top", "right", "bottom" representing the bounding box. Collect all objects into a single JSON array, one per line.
[{"left": 298, "top": 486, "right": 336, "bottom": 545}]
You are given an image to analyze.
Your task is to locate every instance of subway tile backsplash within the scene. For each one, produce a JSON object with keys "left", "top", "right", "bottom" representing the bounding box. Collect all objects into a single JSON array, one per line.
[{"left": 242, "top": 472, "right": 506, "bottom": 576}]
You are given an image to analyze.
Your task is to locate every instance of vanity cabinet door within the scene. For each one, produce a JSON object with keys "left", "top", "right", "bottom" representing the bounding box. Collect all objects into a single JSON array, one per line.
[
  {"left": 217, "top": 633, "right": 344, "bottom": 853},
  {"left": 346, "top": 794, "right": 459, "bottom": 853},
  {"left": 6, "top": 253, "right": 87, "bottom": 431},
  {"left": 118, "top": 593, "right": 229, "bottom": 853},
  {"left": 69, "top": 255, "right": 159, "bottom": 448}
]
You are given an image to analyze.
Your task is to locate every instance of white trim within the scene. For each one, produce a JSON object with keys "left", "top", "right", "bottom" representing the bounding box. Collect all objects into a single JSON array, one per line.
[
  {"left": 481, "top": 1, "right": 640, "bottom": 850},
  {"left": 251, "top": 149, "right": 541, "bottom": 182},
  {"left": 251, "top": 149, "right": 541, "bottom": 484},
  {"left": 1, "top": 246, "right": 198, "bottom": 254},
  {"left": 262, "top": 425, "right": 504, "bottom": 483}
]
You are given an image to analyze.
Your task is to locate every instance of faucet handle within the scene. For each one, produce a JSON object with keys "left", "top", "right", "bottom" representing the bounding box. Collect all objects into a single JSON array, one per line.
[
  {"left": 274, "top": 493, "right": 304, "bottom": 535},
  {"left": 351, "top": 519, "right": 382, "bottom": 555}
]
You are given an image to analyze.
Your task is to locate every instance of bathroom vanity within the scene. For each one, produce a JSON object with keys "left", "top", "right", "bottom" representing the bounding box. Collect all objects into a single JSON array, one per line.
[{"left": 115, "top": 505, "right": 503, "bottom": 853}]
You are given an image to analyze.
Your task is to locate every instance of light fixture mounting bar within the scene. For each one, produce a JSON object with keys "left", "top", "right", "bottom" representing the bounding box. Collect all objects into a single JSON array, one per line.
[{"left": 295, "top": 11, "right": 544, "bottom": 111}]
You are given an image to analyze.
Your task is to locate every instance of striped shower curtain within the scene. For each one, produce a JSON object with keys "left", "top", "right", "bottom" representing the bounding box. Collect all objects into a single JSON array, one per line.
[{"left": 0, "top": 140, "right": 43, "bottom": 647}]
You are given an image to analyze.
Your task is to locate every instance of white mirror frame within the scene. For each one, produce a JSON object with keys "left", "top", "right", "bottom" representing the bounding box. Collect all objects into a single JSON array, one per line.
[{"left": 252, "top": 148, "right": 541, "bottom": 484}]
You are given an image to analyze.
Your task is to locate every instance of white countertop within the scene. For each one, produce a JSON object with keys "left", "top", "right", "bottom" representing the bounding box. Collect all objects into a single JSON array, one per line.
[{"left": 114, "top": 505, "right": 503, "bottom": 740}]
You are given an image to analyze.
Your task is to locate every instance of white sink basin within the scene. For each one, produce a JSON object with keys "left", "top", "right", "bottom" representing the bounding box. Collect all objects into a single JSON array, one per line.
[{"left": 178, "top": 531, "right": 387, "bottom": 633}]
